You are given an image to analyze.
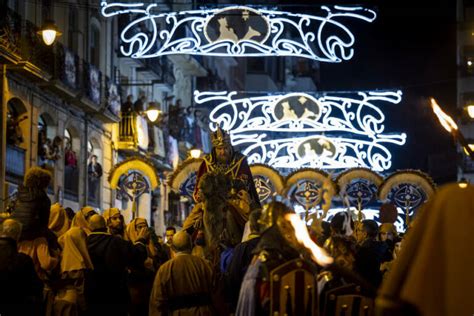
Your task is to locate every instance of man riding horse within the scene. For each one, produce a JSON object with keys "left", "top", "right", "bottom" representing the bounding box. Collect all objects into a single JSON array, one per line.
[{"left": 183, "top": 126, "right": 261, "bottom": 252}]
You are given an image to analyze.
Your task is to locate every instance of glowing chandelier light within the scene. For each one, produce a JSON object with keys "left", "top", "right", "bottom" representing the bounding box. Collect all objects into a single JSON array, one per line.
[
  {"left": 101, "top": 2, "right": 376, "bottom": 61},
  {"left": 194, "top": 91, "right": 407, "bottom": 172}
]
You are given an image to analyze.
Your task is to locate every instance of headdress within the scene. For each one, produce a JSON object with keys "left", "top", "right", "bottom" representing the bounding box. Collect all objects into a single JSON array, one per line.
[{"left": 211, "top": 125, "right": 231, "bottom": 147}]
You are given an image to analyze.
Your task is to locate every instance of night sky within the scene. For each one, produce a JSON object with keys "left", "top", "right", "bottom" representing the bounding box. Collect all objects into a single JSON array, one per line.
[
  {"left": 287, "top": 0, "right": 458, "bottom": 182},
  {"left": 199, "top": 0, "right": 458, "bottom": 183}
]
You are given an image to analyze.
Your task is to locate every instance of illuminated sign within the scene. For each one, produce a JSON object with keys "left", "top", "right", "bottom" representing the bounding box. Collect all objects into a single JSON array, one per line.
[
  {"left": 101, "top": 2, "right": 376, "bottom": 61},
  {"left": 194, "top": 91, "right": 407, "bottom": 171}
]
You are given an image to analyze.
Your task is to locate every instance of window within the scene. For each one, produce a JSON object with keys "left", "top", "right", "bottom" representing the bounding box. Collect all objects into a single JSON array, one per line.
[{"left": 90, "top": 25, "right": 100, "bottom": 67}]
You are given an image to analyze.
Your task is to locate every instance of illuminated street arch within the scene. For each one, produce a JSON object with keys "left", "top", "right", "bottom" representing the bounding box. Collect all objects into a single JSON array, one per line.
[
  {"left": 195, "top": 90, "right": 407, "bottom": 172},
  {"left": 101, "top": 2, "right": 376, "bottom": 61},
  {"left": 108, "top": 156, "right": 160, "bottom": 190}
]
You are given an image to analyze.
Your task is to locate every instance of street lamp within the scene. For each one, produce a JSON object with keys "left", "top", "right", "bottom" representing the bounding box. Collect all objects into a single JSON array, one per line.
[
  {"left": 467, "top": 104, "right": 474, "bottom": 119},
  {"left": 189, "top": 147, "right": 202, "bottom": 159},
  {"left": 146, "top": 102, "right": 161, "bottom": 122},
  {"left": 37, "top": 20, "right": 62, "bottom": 46},
  {"left": 458, "top": 177, "right": 469, "bottom": 189}
]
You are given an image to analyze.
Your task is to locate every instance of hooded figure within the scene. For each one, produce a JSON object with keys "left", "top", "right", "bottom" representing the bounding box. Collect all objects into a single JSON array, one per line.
[
  {"left": 125, "top": 218, "right": 160, "bottom": 316},
  {"left": 86, "top": 214, "right": 148, "bottom": 316},
  {"left": 149, "top": 231, "right": 214, "bottom": 316},
  {"left": 12, "top": 167, "right": 52, "bottom": 241},
  {"left": 103, "top": 207, "right": 125, "bottom": 238},
  {"left": 376, "top": 184, "right": 474, "bottom": 316},
  {"left": 54, "top": 227, "right": 94, "bottom": 315},
  {"left": 71, "top": 206, "right": 96, "bottom": 235},
  {"left": 48, "top": 203, "right": 70, "bottom": 237}
]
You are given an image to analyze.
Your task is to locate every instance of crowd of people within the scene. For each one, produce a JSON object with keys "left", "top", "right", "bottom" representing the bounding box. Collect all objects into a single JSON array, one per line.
[{"left": 0, "top": 158, "right": 474, "bottom": 315}]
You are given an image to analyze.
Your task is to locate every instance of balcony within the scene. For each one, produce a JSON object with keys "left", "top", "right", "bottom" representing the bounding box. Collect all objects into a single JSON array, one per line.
[
  {"left": 5, "top": 144, "right": 25, "bottom": 184},
  {"left": 0, "top": 8, "right": 120, "bottom": 122}
]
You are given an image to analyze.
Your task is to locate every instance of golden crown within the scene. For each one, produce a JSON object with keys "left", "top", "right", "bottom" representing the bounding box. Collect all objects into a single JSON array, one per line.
[{"left": 211, "top": 126, "right": 231, "bottom": 147}]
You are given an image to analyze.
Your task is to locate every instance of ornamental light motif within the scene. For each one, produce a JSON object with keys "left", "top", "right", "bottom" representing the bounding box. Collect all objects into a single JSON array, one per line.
[
  {"left": 194, "top": 91, "right": 407, "bottom": 171},
  {"left": 101, "top": 2, "right": 376, "bottom": 61}
]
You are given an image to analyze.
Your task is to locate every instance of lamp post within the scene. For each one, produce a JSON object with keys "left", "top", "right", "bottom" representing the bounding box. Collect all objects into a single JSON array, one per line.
[
  {"left": 37, "top": 20, "right": 62, "bottom": 46},
  {"left": 146, "top": 102, "right": 161, "bottom": 122}
]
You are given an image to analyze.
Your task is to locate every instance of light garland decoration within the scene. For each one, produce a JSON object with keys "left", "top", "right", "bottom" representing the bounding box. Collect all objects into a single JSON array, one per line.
[
  {"left": 101, "top": 2, "right": 376, "bottom": 61},
  {"left": 195, "top": 90, "right": 407, "bottom": 171}
]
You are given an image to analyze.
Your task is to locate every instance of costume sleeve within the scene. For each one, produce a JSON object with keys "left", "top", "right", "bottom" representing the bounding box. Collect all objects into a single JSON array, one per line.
[
  {"left": 237, "top": 158, "right": 261, "bottom": 208},
  {"left": 193, "top": 161, "right": 208, "bottom": 203},
  {"left": 35, "top": 237, "right": 59, "bottom": 272},
  {"left": 122, "top": 238, "right": 148, "bottom": 268},
  {"left": 149, "top": 266, "right": 168, "bottom": 316}
]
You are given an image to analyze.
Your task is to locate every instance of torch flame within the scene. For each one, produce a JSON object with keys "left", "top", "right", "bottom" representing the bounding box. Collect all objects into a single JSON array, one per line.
[
  {"left": 430, "top": 98, "right": 458, "bottom": 132},
  {"left": 285, "top": 213, "right": 333, "bottom": 267}
]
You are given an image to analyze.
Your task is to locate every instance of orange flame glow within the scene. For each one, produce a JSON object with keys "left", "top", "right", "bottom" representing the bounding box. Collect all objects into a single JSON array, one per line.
[
  {"left": 430, "top": 98, "right": 458, "bottom": 133},
  {"left": 285, "top": 213, "right": 333, "bottom": 267}
]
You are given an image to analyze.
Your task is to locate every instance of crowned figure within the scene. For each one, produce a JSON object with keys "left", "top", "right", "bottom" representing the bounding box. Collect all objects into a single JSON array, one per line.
[{"left": 193, "top": 126, "right": 261, "bottom": 209}]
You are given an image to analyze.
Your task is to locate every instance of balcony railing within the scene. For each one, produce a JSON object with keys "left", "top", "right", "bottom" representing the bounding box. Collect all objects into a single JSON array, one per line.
[
  {"left": 1, "top": 8, "right": 119, "bottom": 119},
  {"left": 5, "top": 144, "right": 25, "bottom": 183},
  {"left": 118, "top": 112, "right": 139, "bottom": 150}
]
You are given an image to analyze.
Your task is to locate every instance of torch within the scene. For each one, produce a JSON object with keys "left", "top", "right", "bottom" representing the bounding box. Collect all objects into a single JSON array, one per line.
[{"left": 430, "top": 98, "right": 474, "bottom": 160}]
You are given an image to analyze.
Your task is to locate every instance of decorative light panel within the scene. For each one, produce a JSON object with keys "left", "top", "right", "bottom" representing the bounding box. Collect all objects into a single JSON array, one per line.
[
  {"left": 101, "top": 2, "right": 376, "bottom": 61},
  {"left": 195, "top": 90, "right": 407, "bottom": 171}
]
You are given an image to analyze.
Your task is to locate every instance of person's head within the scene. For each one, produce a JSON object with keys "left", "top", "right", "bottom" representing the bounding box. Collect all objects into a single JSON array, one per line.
[
  {"left": 379, "top": 223, "right": 398, "bottom": 242},
  {"left": 88, "top": 214, "right": 107, "bottom": 232},
  {"left": 211, "top": 127, "right": 233, "bottom": 163},
  {"left": 360, "top": 219, "right": 379, "bottom": 242},
  {"left": 157, "top": 235, "right": 164, "bottom": 244},
  {"left": 0, "top": 219, "right": 22, "bottom": 241},
  {"left": 166, "top": 226, "right": 176, "bottom": 244},
  {"left": 215, "top": 145, "right": 232, "bottom": 164},
  {"left": 24, "top": 166, "right": 52, "bottom": 189},
  {"left": 81, "top": 206, "right": 97, "bottom": 222},
  {"left": 171, "top": 231, "right": 192, "bottom": 253},
  {"left": 103, "top": 208, "right": 124, "bottom": 232},
  {"left": 90, "top": 155, "right": 98, "bottom": 164},
  {"left": 259, "top": 201, "right": 293, "bottom": 232},
  {"left": 330, "top": 212, "right": 354, "bottom": 236},
  {"left": 65, "top": 207, "right": 75, "bottom": 221},
  {"left": 249, "top": 208, "right": 262, "bottom": 234},
  {"left": 194, "top": 229, "right": 205, "bottom": 246}
]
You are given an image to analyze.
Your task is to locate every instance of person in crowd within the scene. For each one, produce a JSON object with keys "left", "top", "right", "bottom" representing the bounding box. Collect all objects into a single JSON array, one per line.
[
  {"left": 324, "top": 211, "right": 354, "bottom": 252},
  {"left": 54, "top": 227, "right": 94, "bottom": 315},
  {"left": 103, "top": 207, "right": 125, "bottom": 238},
  {"left": 121, "top": 95, "right": 134, "bottom": 113},
  {"left": 165, "top": 226, "right": 176, "bottom": 247},
  {"left": 379, "top": 222, "right": 399, "bottom": 253},
  {"left": 87, "top": 155, "right": 103, "bottom": 201},
  {"left": 86, "top": 214, "right": 148, "bottom": 316},
  {"left": 48, "top": 203, "right": 70, "bottom": 238},
  {"left": 125, "top": 218, "right": 167, "bottom": 316},
  {"left": 191, "top": 229, "right": 207, "bottom": 260},
  {"left": 64, "top": 140, "right": 77, "bottom": 168},
  {"left": 11, "top": 167, "right": 52, "bottom": 241},
  {"left": 0, "top": 219, "right": 43, "bottom": 316},
  {"left": 11, "top": 167, "right": 60, "bottom": 314},
  {"left": 317, "top": 235, "right": 358, "bottom": 312},
  {"left": 377, "top": 184, "right": 474, "bottom": 316},
  {"left": 149, "top": 231, "right": 214, "bottom": 316},
  {"left": 380, "top": 239, "right": 403, "bottom": 278},
  {"left": 64, "top": 207, "right": 75, "bottom": 222},
  {"left": 353, "top": 219, "right": 388, "bottom": 289},
  {"left": 236, "top": 201, "right": 301, "bottom": 316},
  {"left": 71, "top": 206, "right": 97, "bottom": 235},
  {"left": 226, "top": 209, "right": 262, "bottom": 312}
]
